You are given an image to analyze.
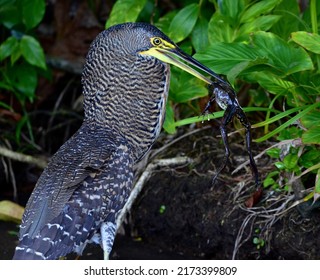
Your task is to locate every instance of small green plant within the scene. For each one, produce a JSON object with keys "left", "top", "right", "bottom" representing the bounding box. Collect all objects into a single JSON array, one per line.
[
  {"left": 253, "top": 228, "right": 265, "bottom": 249},
  {"left": 0, "top": 0, "right": 47, "bottom": 143},
  {"left": 159, "top": 204, "right": 166, "bottom": 214},
  {"left": 253, "top": 237, "right": 265, "bottom": 249}
]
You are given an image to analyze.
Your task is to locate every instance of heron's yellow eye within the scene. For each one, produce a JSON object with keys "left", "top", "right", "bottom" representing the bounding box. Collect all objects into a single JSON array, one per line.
[{"left": 152, "top": 37, "right": 162, "bottom": 46}]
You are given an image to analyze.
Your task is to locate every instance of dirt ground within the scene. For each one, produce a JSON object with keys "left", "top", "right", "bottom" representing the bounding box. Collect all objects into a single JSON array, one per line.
[{"left": 1, "top": 126, "right": 320, "bottom": 260}]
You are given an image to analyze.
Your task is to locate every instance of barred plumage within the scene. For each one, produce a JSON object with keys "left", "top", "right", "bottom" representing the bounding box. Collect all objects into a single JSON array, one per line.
[
  {"left": 13, "top": 22, "right": 223, "bottom": 260},
  {"left": 13, "top": 22, "right": 172, "bottom": 260}
]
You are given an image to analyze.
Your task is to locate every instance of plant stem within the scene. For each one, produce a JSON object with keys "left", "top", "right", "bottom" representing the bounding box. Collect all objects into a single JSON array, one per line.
[
  {"left": 310, "top": 0, "right": 320, "bottom": 71},
  {"left": 310, "top": 0, "right": 318, "bottom": 34}
]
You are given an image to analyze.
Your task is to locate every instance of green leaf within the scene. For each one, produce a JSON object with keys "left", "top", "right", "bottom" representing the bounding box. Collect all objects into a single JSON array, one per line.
[
  {"left": 276, "top": 126, "right": 301, "bottom": 141},
  {"left": 194, "top": 42, "right": 261, "bottom": 74},
  {"left": 301, "top": 110, "right": 320, "bottom": 129},
  {"left": 169, "top": 70, "right": 207, "bottom": 103},
  {"left": 300, "top": 148, "right": 320, "bottom": 168},
  {"left": 252, "top": 31, "right": 314, "bottom": 75},
  {"left": 11, "top": 41, "right": 22, "bottom": 65},
  {"left": 191, "top": 17, "right": 209, "bottom": 52},
  {"left": 7, "top": 63, "right": 38, "bottom": 100},
  {"left": 248, "top": 72, "right": 295, "bottom": 95},
  {"left": 315, "top": 169, "right": 320, "bottom": 194},
  {"left": 163, "top": 103, "right": 176, "bottom": 134},
  {"left": 105, "top": 0, "right": 147, "bottom": 28},
  {"left": 20, "top": 35, "right": 46, "bottom": 69},
  {"left": 227, "top": 57, "right": 268, "bottom": 85},
  {"left": 240, "top": 0, "right": 281, "bottom": 23},
  {"left": 291, "top": 31, "right": 320, "bottom": 54},
  {"left": 208, "top": 12, "right": 234, "bottom": 43},
  {"left": 263, "top": 177, "right": 275, "bottom": 188},
  {"left": 22, "top": 0, "right": 45, "bottom": 29},
  {"left": 0, "top": 200, "right": 24, "bottom": 223},
  {"left": 256, "top": 103, "right": 320, "bottom": 143},
  {"left": 0, "top": 1, "right": 21, "bottom": 28},
  {"left": 237, "top": 15, "right": 281, "bottom": 39},
  {"left": 218, "top": 0, "right": 245, "bottom": 24},
  {"left": 271, "top": 0, "right": 300, "bottom": 39},
  {"left": 275, "top": 161, "right": 285, "bottom": 170},
  {"left": 168, "top": 3, "right": 199, "bottom": 43},
  {"left": 0, "top": 36, "right": 19, "bottom": 61},
  {"left": 266, "top": 148, "right": 280, "bottom": 159},
  {"left": 0, "top": 101, "right": 12, "bottom": 110},
  {"left": 302, "top": 126, "right": 320, "bottom": 144},
  {"left": 205, "top": 29, "right": 312, "bottom": 78},
  {"left": 155, "top": 11, "right": 177, "bottom": 35},
  {"left": 283, "top": 153, "right": 299, "bottom": 170}
]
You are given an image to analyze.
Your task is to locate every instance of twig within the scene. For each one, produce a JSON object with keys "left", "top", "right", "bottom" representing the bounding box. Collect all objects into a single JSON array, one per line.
[
  {"left": 149, "top": 126, "right": 211, "bottom": 160},
  {"left": 47, "top": 78, "right": 75, "bottom": 132},
  {"left": 0, "top": 146, "right": 47, "bottom": 169}
]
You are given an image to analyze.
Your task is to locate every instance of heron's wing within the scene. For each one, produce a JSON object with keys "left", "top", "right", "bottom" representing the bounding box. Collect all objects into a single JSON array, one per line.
[
  {"left": 19, "top": 125, "right": 130, "bottom": 239},
  {"left": 14, "top": 138, "right": 134, "bottom": 260}
]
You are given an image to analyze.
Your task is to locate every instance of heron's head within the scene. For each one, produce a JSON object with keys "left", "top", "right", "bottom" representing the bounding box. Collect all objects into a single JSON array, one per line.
[{"left": 90, "top": 22, "right": 227, "bottom": 86}]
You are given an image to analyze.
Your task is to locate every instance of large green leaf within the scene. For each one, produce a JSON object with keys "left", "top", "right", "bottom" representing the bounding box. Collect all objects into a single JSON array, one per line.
[
  {"left": 218, "top": 0, "right": 245, "bottom": 24},
  {"left": 169, "top": 70, "right": 207, "bottom": 103},
  {"left": 240, "top": 0, "right": 281, "bottom": 23},
  {"left": 208, "top": 12, "right": 234, "bottom": 43},
  {"left": 20, "top": 35, "right": 46, "bottom": 69},
  {"left": 155, "top": 11, "right": 177, "bottom": 35},
  {"left": 0, "top": 200, "right": 24, "bottom": 223},
  {"left": 105, "top": 0, "right": 147, "bottom": 28},
  {"left": 168, "top": 3, "right": 199, "bottom": 43},
  {"left": 22, "top": 0, "right": 45, "bottom": 29},
  {"left": 271, "top": 0, "right": 300, "bottom": 39},
  {"left": 191, "top": 17, "right": 209, "bottom": 52},
  {"left": 7, "top": 63, "right": 38, "bottom": 100},
  {"left": 0, "top": 1, "right": 20, "bottom": 28},
  {"left": 301, "top": 110, "right": 320, "bottom": 129},
  {"left": 302, "top": 126, "right": 320, "bottom": 144},
  {"left": 194, "top": 42, "right": 261, "bottom": 74},
  {"left": 227, "top": 57, "right": 268, "bottom": 86},
  {"left": 252, "top": 31, "right": 314, "bottom": 75},
  {"left": 237, "top": 15, "right": 281, "bottom": 39},
  {"left": 196, "top": 31, "right": 313, "bottom": 78},
  {"left": 291, "top": 31, "right": 320, "bottom": 54},
  {"left": 163, "top": 102, "right": 176, "bottom": 134},
  {"left": 247, "top": 72, "right": 295, "bottom": 95},
  {"left": 0, "top": 36, "right": 18, "bottom": 61}
]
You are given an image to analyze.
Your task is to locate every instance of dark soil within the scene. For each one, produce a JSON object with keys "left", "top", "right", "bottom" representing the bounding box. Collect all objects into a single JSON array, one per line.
[{"left": 2, "top": 127, "right": 320, "bottom": 260}]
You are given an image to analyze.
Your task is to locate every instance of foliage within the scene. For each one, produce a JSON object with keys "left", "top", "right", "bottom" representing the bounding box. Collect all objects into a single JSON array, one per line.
[
  {"left": 0, "top": 0, "right": 47, "bottom": 143},
  {"left": 107, "top": 0, "right": 320, "bottom": 201},
  {"left": 0, "top": 200, "right": 23, "bottom": 223}
]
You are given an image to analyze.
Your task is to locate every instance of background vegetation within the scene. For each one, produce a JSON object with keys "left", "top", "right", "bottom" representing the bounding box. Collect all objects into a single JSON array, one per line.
[
  {"left": 0, "top": 0, "right": 319, "bottom": 248},
  {"left": 108, "top": 0, "right": 320, "bottom": 203}
]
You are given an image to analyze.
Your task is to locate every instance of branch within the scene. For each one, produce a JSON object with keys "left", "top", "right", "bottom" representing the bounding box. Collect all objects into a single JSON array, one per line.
[{"left": 0, "top": 146, "right": 47, "bottom": 169}]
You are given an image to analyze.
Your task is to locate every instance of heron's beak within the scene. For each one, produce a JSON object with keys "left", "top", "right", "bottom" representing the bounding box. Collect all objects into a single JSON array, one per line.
[{"left": 141, "top": 46, "right": 228, "bottom": 86}]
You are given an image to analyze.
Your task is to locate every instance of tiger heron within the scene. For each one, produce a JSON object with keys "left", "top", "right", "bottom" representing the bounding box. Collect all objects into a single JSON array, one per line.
[{"left": 13, "top": 22, "right": 230, "bottom": 260}]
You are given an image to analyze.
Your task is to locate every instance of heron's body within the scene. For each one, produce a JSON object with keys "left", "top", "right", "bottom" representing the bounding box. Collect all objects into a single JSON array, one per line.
[{"left": 13, "top": 22, "right": 228, "bottom": 260}]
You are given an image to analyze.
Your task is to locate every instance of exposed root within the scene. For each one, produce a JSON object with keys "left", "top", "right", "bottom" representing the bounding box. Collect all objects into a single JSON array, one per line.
[
  {"left": 231, "top": 188, "right": 313, "bottom": 259},
  {"left": 0, "top": 146, "right": 47, "bottom": 169}
]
